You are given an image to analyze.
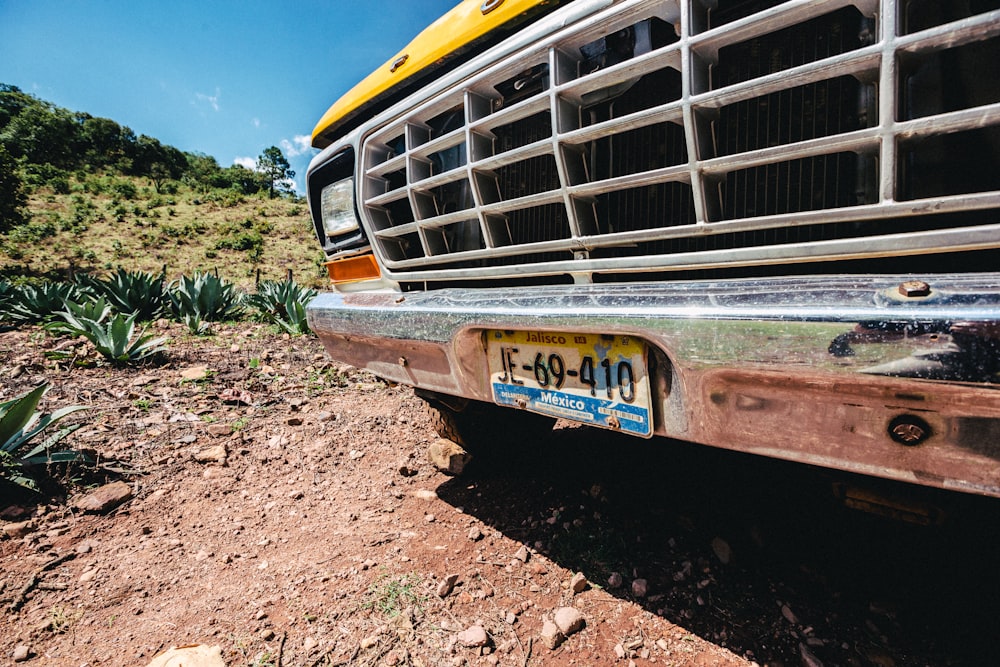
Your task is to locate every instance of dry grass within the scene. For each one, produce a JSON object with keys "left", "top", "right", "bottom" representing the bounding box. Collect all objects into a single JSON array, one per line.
[{"left": 2, "top": 173, "right": 326, "bottom": 290}]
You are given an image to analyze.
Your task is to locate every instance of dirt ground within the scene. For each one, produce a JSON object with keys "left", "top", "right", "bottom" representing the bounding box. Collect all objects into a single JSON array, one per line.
[{"left": 1, "top": 323, "right": 998, "bottom": 667}]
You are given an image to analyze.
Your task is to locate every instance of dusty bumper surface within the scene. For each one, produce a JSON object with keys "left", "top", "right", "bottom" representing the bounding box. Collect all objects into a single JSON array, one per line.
[{"left": 307, "top": 275, "right": 1000, "bottom": 496}]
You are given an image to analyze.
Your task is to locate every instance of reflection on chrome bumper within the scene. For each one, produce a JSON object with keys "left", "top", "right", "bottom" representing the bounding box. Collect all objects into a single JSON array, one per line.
[{"left": 307, "top": 275, "right": 1000, "bottom": 497}]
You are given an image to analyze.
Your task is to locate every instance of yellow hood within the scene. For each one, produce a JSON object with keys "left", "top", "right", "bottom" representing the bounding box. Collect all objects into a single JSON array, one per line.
[{"left": 312, "top": 0, "right": 566, "bottom": 147}]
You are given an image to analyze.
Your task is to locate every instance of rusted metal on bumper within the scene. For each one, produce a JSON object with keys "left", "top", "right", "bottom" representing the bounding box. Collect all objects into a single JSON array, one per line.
[{"left": 306, "top": 275, "right": 1000, "bottom": 497}]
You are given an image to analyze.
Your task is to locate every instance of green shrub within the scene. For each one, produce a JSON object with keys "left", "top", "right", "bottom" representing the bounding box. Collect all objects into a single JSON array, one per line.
[
  {"left": 111, "top": 179, "right": 137, "bottom": 200},
  {"left": 0, "top": 384, "right": 89, "bottom": 492},
  {"left": 215, "top": 230, "right": 263, "bottom": 253}
]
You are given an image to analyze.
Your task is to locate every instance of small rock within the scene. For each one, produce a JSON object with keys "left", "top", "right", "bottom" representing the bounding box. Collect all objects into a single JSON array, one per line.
[
  {"left": 75, "top": 539, "right": 97, "bottom": 554},
  {"left": 428, "top": 439, "right": 471, "bottom": 475},
  {"left": 467, "top": 526, "right": 483, "bottom": 542},
  {"left": 513, "top": 545, "right": 530, "bottom": 563},
  {"left": 79, "top": 568, "right": 98, "bottom": 583},
  {"left": 179, "top": 365, "right": 211, "bottom": 382},
  {"left": 205, "top": 424, "right": 231, "bottom": 437},
  {"left": 303, "top": 636, "right": 318, "bottom": 652},
  {"left": 348, "top": 449, "right": 365, "bottom": 460},
  {"left": 799, "top": 642, "right": 825, "bottom": 667},
  {"left": 74, "top": 481, "right": 132, "bottom": 513},
  {"left": 145, "top": 645, "right": 225, "bottom": 667},
  {"left": 2, "top": 520, "right": 34, "bottom": 539},
  {"left": 260, "top": 629, "right": 275, "bottom": 641},
  {"left": 782, "top": 604, "right": 801, "bottom": 625},
  {"left": 614, "top": 643, "right": 627, "bottom": 659},
  {"left": 631, "top": 578, "right": 648, "bottom": 598},
  {"left": 359, "top": 635, "right": 379, "bottom": 650},
  {"left": 540, "top": 620, "right": 564, "bottom": 650},
  {"left": 193, "top": 445, "right": 227, "bottom": 464},
  {"left": 437, "top": 574, "right": 459, "bottom": 598},
  {"left": 569, "top": 572, "right": 588, "bottom": 595},
  {"left": 456, "top": 625, "right": 489, "bottom": 648},
  {"left": 711, "top": 536, "right": 732, "bottom": 564},
  {"left": 398, "top": 465, "right": 418, "bottom": 477},
  {"left": 607, "top": 572, "right": 623, "bottom": 588},
  {"left": 12, "top": 644, "right": 32, "bottom": 662},
  {"left": 553, "top": 607, "right": 585, "bottom": 636},
  {"left": 287, "top": 416, "right": 303, "bottom": 426},
  {"left": 425, "top": 514, "right": 436, "bottom": 523}
]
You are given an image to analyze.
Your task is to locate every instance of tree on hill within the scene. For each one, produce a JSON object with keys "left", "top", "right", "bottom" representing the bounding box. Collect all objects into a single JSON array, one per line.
[
  {"left": 0, "top": 144, "right": 28, "bottom": 232},
  {"left": 257, "top": 146, "right": 294, "bottom": 199}
]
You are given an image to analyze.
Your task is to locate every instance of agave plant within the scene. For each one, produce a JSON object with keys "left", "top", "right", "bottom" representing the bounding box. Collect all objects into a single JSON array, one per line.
[
  {"left": 75, "top": 268, "right": 168, "bottom": 321},
  {"left": 0, "top": 384, "right": 89, "bottom": 492},
  {"left": 45, "top": 295, "right": 113, "bottom": 337},
  {"left": 50, "top": 309, "right": 168, "bottom": 363},
  {"left": 245, "top": 278, "right": 317, "bottom": 335},
  {"left": 0, "top": 279, "right": 17, "bottom": 324},
  {"left": 167, "top": 272, "right": 243, "bottom": 323},
  {"left": 3, "top": 281, "right": 85, "bottom": 325}
]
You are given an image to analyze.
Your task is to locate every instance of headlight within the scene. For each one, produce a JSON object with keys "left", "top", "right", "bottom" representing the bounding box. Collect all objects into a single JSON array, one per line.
[{"left": 320, "top": 176, "right": 357, "bottom": 237}]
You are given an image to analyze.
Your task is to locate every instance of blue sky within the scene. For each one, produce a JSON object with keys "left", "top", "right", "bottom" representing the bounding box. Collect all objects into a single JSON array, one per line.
[{"left": 0, "top": 0, "right": 457, "bottom": 192}]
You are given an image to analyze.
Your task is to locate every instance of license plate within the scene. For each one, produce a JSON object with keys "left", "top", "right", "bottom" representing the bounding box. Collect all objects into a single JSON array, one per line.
[{"left": 486, "top": 330, "right": 652, "bottom": 437}]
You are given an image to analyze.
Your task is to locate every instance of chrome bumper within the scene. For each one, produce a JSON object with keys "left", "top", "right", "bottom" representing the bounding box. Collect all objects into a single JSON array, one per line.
[{"left": 307, "top": 275, "right": 1000, "bottom": 497}]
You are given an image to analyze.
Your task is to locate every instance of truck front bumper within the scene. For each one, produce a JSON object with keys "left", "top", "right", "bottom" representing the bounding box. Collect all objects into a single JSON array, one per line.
[{"left": 307, "top": 275, "right": 1000, "bottom": 497}]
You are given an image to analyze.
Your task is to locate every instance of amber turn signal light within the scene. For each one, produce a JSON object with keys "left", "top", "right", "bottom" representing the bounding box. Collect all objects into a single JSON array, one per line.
[{"left": 325, "top": 254, "right": 381, "bottom": 284}]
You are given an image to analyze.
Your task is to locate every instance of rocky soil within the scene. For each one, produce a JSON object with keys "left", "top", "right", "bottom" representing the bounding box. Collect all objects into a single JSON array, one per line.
[{"left": 1, "top": 323, "right": 998, "bottom": 666}]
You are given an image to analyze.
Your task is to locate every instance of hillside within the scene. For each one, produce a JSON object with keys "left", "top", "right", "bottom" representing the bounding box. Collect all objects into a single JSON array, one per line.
[
  {"left": 2, "top": 173, "right": 325, "bottom": 290},
  {"left": 0, "top": 83, "right": 324, "bottom": 289}
]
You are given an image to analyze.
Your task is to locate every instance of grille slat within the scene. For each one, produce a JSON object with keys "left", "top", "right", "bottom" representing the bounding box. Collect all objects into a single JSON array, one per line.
[{"left": 359, "top": 0, "right": 1000, "bottom": 281}]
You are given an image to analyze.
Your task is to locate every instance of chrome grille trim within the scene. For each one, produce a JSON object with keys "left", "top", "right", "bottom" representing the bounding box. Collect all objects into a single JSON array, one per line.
[{"left": 358, "top": 0, "right": 1000, "bottom": 280}]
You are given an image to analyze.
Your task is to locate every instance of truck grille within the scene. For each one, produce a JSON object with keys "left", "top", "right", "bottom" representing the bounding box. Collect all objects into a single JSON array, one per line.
[{"left": 359, "top": 0, "right": 1000, "bottom": 282}]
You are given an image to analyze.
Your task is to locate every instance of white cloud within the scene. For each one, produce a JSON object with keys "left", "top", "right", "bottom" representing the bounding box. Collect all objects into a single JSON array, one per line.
[
  {"left": 252, "top": 118, "right": 261, "bottom": 128},
  {"left": 233, "top": 156, "right": 256, "bottom": 170},
  {"left": 194, "top": 87, "right": 221, "bottom": 112},
  {"left": 280, "top": 135, "right": 314, "bottom": 157}
]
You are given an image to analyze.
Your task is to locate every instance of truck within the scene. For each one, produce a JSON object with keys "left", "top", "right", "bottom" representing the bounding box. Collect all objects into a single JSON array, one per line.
[{"left": 304, "top": 0, "right": 1000, "bottom": 500}]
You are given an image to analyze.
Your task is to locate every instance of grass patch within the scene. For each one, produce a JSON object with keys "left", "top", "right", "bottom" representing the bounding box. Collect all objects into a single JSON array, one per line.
[{"left": 363, "top": 572, "right": 426, "bottom": 619}]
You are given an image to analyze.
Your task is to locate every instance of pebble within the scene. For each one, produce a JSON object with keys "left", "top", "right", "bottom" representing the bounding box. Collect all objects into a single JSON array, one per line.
[
  {"left": 359, "top": 635, "right": 379, "bottom": 650},
  {"left": 513, "top": 545, "right": 530, "bottom": 563},
  {"left": 2, "top": 521, "right": 34, "bottom": 539},
  {"left": 427, "top": 439, "right": 471, "bottom": 475},
  {"left": 540, "top": 620, "right": 564, "bottom": 650},
  {"left": 631, "top": 578, "right": 649, "bottom": 598},
  {"left": 193, "top": 445, "right": 228, "bottom": 464},
  {"left": 711, "top": 536, "right": 732, "bottom": 564},
  {"left": 467, "top": 526, "right": 483, "bottom": 541},
  {"left": 782, "top": 604, "right": 801, "bottom": 625},
  {"left": 12, "top": 644, "right": 32, "bottom": 662},
  {"left": 456, "top": 625, "right": 489, "bottom": 648},
  {"left": 607, "top": 572, "right": 623, "bottom": 588},
  {"left": 437, "top": 574, "right": 459, "bottom": 598},
  {"left": 74, "top": 481, "right": 133, "bottom": 513},
  {"left": 570, "top": 572, "right": 588, "bottom": 594},
  {"left": 553, "top": 607, "right": 585, "bottom": 636}
]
